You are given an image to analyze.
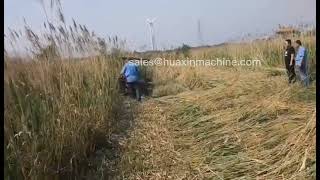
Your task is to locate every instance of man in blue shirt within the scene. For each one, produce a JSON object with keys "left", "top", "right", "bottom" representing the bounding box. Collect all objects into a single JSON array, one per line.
[
  {"left": 120, "top": 58, "right": 141, "bottom": 101},
  {"left": 294, "top": 40, "right": 309, "bottom": 87}
]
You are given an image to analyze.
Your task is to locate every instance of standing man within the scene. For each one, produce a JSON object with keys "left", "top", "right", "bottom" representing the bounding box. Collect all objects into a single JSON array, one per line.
[
  {"left": 284, "top": 39, "right": 296, "bottom": 84},
  {"left": 120, "top": 58, "right": 142, "bottom": 101},
  {"left": 294, "top": 40, "right": 309, "bottom": 87}
]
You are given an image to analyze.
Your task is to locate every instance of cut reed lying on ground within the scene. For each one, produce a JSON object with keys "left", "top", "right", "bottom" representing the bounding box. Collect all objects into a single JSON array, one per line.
[
  {"left": 119, "top": 32, "right": 316, "bottom": 179},
  {"left": 118, "top": 67, "right": 316, "bottom": 179}
]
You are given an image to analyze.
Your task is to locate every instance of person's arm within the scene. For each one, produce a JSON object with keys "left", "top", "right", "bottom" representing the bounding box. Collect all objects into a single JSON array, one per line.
[
  {"left": 301, "top": 48, "right": 307, "bottom": 67},
  {"left": 137, "top": 65, "right": 141, "bottom": 79},
  {"left": 290, "top": 53, "right": 294, "bottom": 66},
  {"left": 120, "top": 64, "right": 126, "bottom": 75},
  {"left": 295, "top": 48, "right": 303, "bottom": 66}
]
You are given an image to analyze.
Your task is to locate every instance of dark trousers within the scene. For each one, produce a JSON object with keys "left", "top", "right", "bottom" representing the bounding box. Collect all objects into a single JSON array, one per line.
[
  {"left": 127, "top": 82, "right": 141, "bottom": 101},
  {"left": 285, "top": 63, "right": 296, "bottom": 83},
  {"left": 118, "top": 77, "right": 126, "bottom": 94}
]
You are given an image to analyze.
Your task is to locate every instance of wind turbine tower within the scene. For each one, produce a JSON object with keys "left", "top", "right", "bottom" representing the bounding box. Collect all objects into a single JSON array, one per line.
[
  {"left": 146, "top": 18, "right": 157, "bottom": 51},
  {"left": 197, "top": 19, "right": 203, "bottom": 46}
]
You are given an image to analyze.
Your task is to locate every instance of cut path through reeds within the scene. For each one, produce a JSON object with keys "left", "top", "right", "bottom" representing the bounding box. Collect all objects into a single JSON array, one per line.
[{"left": 113, "top": 67, "right": 316, "bottom": 180}]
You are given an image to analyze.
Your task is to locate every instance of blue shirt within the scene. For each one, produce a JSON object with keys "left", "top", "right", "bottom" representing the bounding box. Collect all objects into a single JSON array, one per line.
[
  {"left": 120, "top": 61, "right": 140, "bottom": 83},
  {"left": 295, "top": 46, "right": 307, "bottom": 66}
]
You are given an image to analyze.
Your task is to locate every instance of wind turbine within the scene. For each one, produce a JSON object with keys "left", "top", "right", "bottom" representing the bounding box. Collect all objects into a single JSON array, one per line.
[
  {"left": 197, "top": 19, "right": 203, "bottom": 46},
  {"left": 146, "top": 18, "right": 157, "bottom": 51}
]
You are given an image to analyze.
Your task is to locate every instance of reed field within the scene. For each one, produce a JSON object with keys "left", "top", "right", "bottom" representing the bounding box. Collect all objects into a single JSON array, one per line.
[
  {"left": 4, "top": 57, "right": 125, "bottom": 179},
  {"left": 4, "top": 4, "right": 316, "bottom": 178},
  {"left": 4, "top": 8, "right": 126, "bottom": 178}
]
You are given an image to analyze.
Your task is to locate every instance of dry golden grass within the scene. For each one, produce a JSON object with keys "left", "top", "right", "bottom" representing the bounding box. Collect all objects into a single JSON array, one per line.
[
  {"left": 117, "top": 34, "right": 316, "bottom": 179},
  {"left": 190, "top": 35, "right": 316, "bottom": 68},
  {"left": 4, "top": 57, "right": 123, "bottom": 179},
  {"left": 4, "top": 7, "right": 129, "bottom": 178},
  {"left": 4, "top": 10, "right": 316, "bottom": 179},
  {"left": 117, "top": 67, "right": 316, "bottom": 179}
]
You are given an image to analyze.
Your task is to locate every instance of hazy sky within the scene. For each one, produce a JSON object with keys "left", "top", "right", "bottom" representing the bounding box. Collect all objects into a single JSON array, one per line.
[{"left": 4, "top": 0, "right": 316, "bottom": 51}]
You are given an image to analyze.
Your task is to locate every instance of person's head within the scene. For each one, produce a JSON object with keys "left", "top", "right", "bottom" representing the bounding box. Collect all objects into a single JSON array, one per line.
[
  {"left": 295, "top": 40, "right": 302, "bottom": 48},
  {"left": 122, "top": 57, "right": 130, "bottom": 63},
  {"left": 285, "top": 39, "right": 292, "bottom": 47}
]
